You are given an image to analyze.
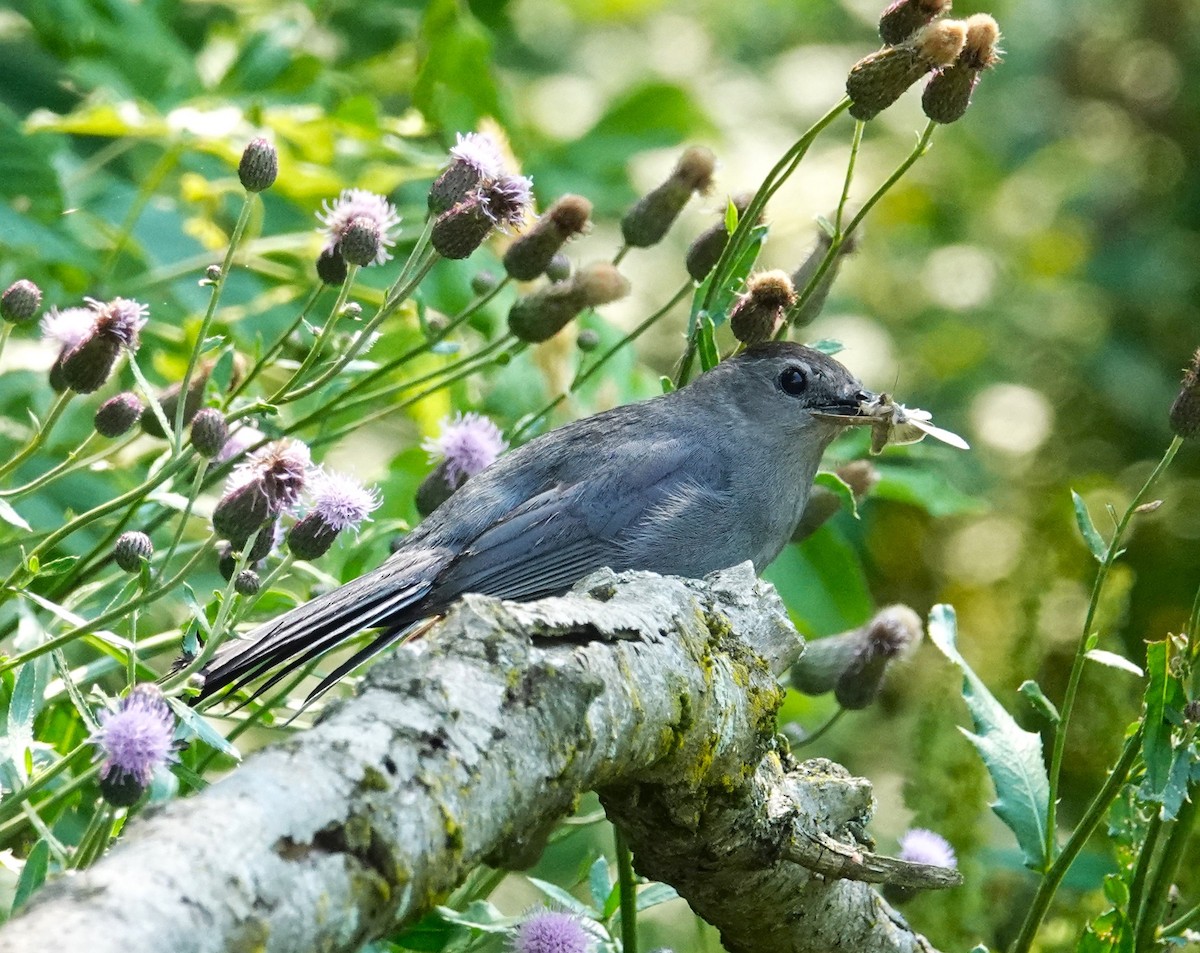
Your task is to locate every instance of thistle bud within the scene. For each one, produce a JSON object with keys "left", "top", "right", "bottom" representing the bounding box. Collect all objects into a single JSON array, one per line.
[
  {"left": 503, "top": 194, "right": 593, "bottom": 281},
  {"left": 432, "top": 175, "right": 534, "bottom": 260},
  {"left": 878, "top": 0, "right": 952, "bottom": 45},
  {"left": 339, "top": 215, "right": 383, "bottom": 267},
  {"left": 94, "top": 392, "right": 144, "bottom": 438},
  {"left": 59, "top": 298, "right": 148, "bottom": 394},
  {"left": 685, "top": 194, "right": 754, "bottom": 282},
  {"left": 922, "top": 14, "right": 1001, "bottom": 123},
  {"left": 1, "top": 279, "right": 42, "bottom": 324},
  {"left": 234, "top": 569, "right": 261, "bottom": 596},
  {"left": 621, "top": 147, "right": 716, "bottom": 248},
  {"left": 545, "top": 253, "right": 572, "bottom": 283},
  {"left": 428, "top": 132, "right": 505, "bottom": 214},
  {"left": 577, "top": 329, "right": 601, "bottom": 352},
  {"left": 789, "top": 225, "right": 861, "bottom": 329},
  {"left": 1169, "top": 348, "right": 1200, "bottom": 439},
  {"left": 847, "top": 20, "right": 967, "bottom": 121},
  {"left": 190, "top": 408, "right": 229, "bottom": 457},
  {"left": 114, "top": 531, "right": 153, "bottom": 573},
  {"left": 790, "top": 605, "right": 921, "bottom": 709},
  {"left": 471, "top": 270, "right": 500, "bottom": 296},
  {"left": 316, "top": 245, "right": 348, "bottom": 285},
  {"left": 729, "top": 271, "right": 795, "bottom": 345},
  {"left": 238, "top": 137, "right": 278, "bottom": 193},
  {"left": 508, "top": 263, "right": 630, "bottom": 343}
]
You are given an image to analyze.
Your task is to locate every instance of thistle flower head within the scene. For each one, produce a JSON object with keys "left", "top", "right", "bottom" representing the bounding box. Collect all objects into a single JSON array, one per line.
[
  {"left": 92, "top": 684, "right": 176, "bottom": 805},
  {"left": 317, "top": 189, "right": 400, "bottom": 266},
  {"left": 729, "top": 270, "right": 795, "bottom": 345},
  {"left": 507, "top": 263, "right": 630, "bottom": 343},
  {"left": 898, "top": 828, "right": 957, "bottom": 868},
  {"left": 621, "top": 146, "right": 717, "bottom": 248},
  {"left": 878, "top": 0, "right": 953, "bottom": 46},
  {"left": 480, "top": 174, "right": 535, "bottom": 230},
  {"left": 238, "top": 137, "right": 279, "bottom": 193},
  {"left": 1169, "top": 347, "right": 1200, "bottom": 439},
  {"left": 41, "top": 306, "right": 96, "bottom": 351},
  {"left": 339, "top": 215, "right": 384, "bottom": 267},
  {"left": 190, "top": 408, "right": 230, "bottom": 458},
  {"left": 308, "top": 469, "right": 382, "bottom": 534},
  {"left": 114, "top": 531, "right": 154, "bottom": 573},
  {"left": 95, "top": 392, "right": 144, "bottom": 438},
  {"left": 449, "top": 131, "right": 506, "bottom": 179},
  {"left": 84, "top": 296, "right": 149, "bottom": 350},
  {"left": 922, "top": 14, "right": 1002, "bottom": 123},
  {"left": 423, "top": 412, "right": 506, "bottom": 486},
  {"left": 227, "top": 438, "right": 313, "bottom": 510},
  {"left": 503, "top": 194, "right": 593, "bottom": 281},
  {"left": 511, "top": 908, "right": 590, "bottom": 953}
]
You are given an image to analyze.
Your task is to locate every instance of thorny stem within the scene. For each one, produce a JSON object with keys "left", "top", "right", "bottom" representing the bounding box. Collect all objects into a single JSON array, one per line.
[{"left": 1045, "top": 437, "right": 1183, "bottom": 865}]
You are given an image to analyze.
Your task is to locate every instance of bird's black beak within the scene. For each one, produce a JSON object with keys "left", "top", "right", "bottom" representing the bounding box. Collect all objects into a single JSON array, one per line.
[{"left": 812, "top": 388, "right": 880, "bottom": 425}]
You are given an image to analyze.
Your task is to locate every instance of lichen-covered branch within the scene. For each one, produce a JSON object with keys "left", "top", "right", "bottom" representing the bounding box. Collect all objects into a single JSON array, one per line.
[{"left": 0, "top": 563, "right": 950, "bottom": 953}]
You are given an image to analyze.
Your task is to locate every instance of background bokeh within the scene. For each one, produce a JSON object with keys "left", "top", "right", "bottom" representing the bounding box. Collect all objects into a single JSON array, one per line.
[{"left": 1, "top": 0, "right": 1198, "bottom": 949}]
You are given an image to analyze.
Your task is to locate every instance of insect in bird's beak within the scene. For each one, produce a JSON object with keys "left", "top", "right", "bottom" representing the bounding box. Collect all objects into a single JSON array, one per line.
[{"left": 814, "top": 392, "right": 970, "bottom": 455}]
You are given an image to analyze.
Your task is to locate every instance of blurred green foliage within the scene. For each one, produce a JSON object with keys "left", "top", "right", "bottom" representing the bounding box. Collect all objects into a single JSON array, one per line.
[{"left": 0, "top": 0, "right": 1198, "bottom": 950}]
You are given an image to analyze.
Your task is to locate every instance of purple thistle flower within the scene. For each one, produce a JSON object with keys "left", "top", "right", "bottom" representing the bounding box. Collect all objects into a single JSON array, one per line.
[
  {"left": 479, "top": 174, "right": 535, "bottom": 231},
  {"left": 308, "top": 469, "right": 382, "bottom": 534},
  {"left": 898, "top": 828, "right": 957, "bottom": 868},
  {"left": 84, "top": 296, "right": 149, "bottom": 350},
  {"left": 216, "top": 424, "right": 266, "bottom": 464},
  {"left": 41, "top": 306, "right": 97, "bottom": 350},
  {"left": 450, "top": 131, "right": 506, "bottom": 179},
  {"left": 225, "top": 438, "right": 313, "bottom": 510},
  {"left": 91, "top": 684, "right": 177, "bottom": 788},
  {"left": 317, "top": 189, "right": 401, "bottom": 266},
  {"left": 423, "top": 412, "right": 506, "bottom": 486},
  {"left": 511, "top": 909, "right": 590, "bottom": 953}
]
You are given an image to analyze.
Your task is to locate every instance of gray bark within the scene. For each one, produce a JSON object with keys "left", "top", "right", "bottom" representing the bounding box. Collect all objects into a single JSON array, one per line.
[{"left": 0, "top": 563, "right": 955, "bottom": 953}]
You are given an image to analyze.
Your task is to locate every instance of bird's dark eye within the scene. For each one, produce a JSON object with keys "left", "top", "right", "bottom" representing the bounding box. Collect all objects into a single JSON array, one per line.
[{"left": 778, "top": 366, "right": 808, "bottom": 396}]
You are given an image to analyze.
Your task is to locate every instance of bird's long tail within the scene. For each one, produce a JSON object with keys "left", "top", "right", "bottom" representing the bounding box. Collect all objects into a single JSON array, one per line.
[{"left": 195, "top": 549, "right": 446, "bottom": 705}]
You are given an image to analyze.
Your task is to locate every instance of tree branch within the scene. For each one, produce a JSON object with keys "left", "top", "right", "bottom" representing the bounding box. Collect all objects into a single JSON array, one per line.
[{"left": 0, "top": 563, "right": 953, "bottom": 953}]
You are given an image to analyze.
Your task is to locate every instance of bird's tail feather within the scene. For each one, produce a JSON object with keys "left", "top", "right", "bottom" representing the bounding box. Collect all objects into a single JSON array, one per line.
[{"left": 196, "top": 555, "right": 443, "bottom": 704}]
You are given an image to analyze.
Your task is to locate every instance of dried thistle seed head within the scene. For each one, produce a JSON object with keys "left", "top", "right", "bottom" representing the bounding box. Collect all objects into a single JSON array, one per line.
[
  {"left": 790, "top": 629, "right": 863, "bottom": 696},
  {"left": 114, "top": 531, "right": 154, "bottom": 572},
  {"left": 1169, "top": 347, "right": 1200, "bottom": 439},
  {"left": 729, "top": 270, "right": 795, "bottom": 345},
  {"left": 234, "top": 569, "right": 261, "bottom": 596},
  {"left": 190, "top": 408, "right": 229, "bottom": 458},
  {"left": 1, "top": 279, "right": 42, "bottom": 324},
  {"left": 238, "top": 137, "right": 278, "bottom": 193},
  {"left": 503, "top": 194, "right": 593, "bottom": 281},
  {"left": 621, "top": 146, "right": 717, "bottom": 248},
  {"left": 338, "top": 215, "right": 383, "bottom": 267},
  {"left": 507, "top": 263, "right": 630, "bottom": 343},
  {"left": 428, "top": 131, "right": 506, "bottom": 213},
  {"left": 685, "top": 193, "right": 755, "bottom": 282},
  {"left": 316, "top": 245, "right": 348, "bottom": 285},
  {"left": 95, "top": 392, "right": 144, "bottom": 438},
  {"left": 922, "top": 14, "right": 1002, "bottom": 123},
  {"left": 847, "top": 20, "right": 967, "bottom": 120},
  {"left": 835, "top": 459, "right": 881, "bottom": 499},
  {"left": 878, "top": 0, "right": 952, "bottom": 45}
]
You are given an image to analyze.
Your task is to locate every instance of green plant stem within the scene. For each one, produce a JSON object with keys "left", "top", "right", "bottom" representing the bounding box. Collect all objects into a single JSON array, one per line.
[
  {"left": 0, "top": 743, "right": 91, "bottom": 825},
  {"left": 0, "top": 538, "right": 211, "bottom": 675},
  {"left": 156, "top": 459, "right": 209, "bottom": 584},
  {"left": 71, "top": 802, "right": 114, "bottom": 870},
  {"left": 835, "top": 121, "right": 865, "bottom": 233},
  {"left": 0, "top": 432, "right": 116, "bottom": 500},
  {"left": 1009, "top": 727, "right": 1143, "bottom": 953},
  {"left": 268, "top": 266, "right": 359, "bottom": 404},
  {"left": 1164, "top": 895, "right": 1200, "bottom": 937},
  {"left": 174, "top": 193, "right": 256, "bottom": 448},
  {"left": 0, "top": 323, "right": 11, "bottom": 365},
  {"left": 795, "top": 706, "right": 846, "bottom": 747},
  {"left": 1135, "top": 784, "right": 1199, "bottom": 952},
  {"left": 225, "top": 285, "right": 325, "bottom": 404},
  {"left": 1126, "top": 809, "right": 1165, "bottom": 935},
  {"left": 1045, "top": 436, "right": 1183, "bottom": 865},
  {"left": 0, "top": 391, "right": 75, "bottom": 482},
  {"left": 0, "top": 765, "right": 99, "bottom": 846},
  {"left": 615, "top": 827, "right": 638, "bottom": 953}
]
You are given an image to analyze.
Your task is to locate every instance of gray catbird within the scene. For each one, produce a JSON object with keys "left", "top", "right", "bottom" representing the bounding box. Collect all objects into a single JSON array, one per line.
[{"left": 198, "top": 341, "right": 875, "bottom": 704}]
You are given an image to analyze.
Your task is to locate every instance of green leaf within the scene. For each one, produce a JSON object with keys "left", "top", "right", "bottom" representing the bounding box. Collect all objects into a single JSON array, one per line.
[
  {"left": 659, "top": 376, "right": 675, "bottom": 394},
  {"left": 764, "top": 524, "right": 872, "bottom": 636},
  {"left": 1072, "top": 490, "right": 1108, "bottom": 562},
  {"left": 872, "top": 464, "right": 982, "bottom": 518},
  {"left": 688, "top": 223, "right": 767, "bottom": 335},
  {"left": 807, "top": 338, "right": 844, "bottom": 356},
  {"left": 635, "top": 882, "right": 679, "bottom": 911},
  {"left": 0, "top": 499, "right": 31, "bottom": 533},
  {"left": 525, "top": 876, "right": 597, "bottom": 918},
  {"left": 10, "top": 839, "right": 49, "bottom": 914},
  {"left": 1018, "top": 680, "right": 1060, "bottom": 724},
  {"left": 588, "top": 856, "right": 612, "bottom": 913},
  {"left": 697, "top": 315, "right": 719, "bottom": 371},
  {"left": 1085, "top": 649, "right": 1143, "bottom": 677},
  {"left": 433, "top": 900, "right": 512, "bottom": 933},
  {"left": 724, "top": 197, "right": 739, "bottom": 235},
  {"left": 167, "top": 698, "right": 240, "bottom": 762},
  {"left": 1140, "top": 639, "right": 1185, "bottom": 802},
  {"left": 814, "top": 470, "right": 858, "bottom": 519},
  {"left": 929, "top": 605, "right": 1050, "bottom": 870},
  {"left": 414, "top": 0, "right": 502, "bottom": 132}
]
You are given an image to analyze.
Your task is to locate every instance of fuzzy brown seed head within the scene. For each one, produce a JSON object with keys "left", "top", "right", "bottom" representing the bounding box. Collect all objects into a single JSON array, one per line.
[
  {"left": 503, "top": 194, "right": 592, "bottom": 281},
  {"left": 575, "top": 262, "right": 630, "bottom": 308},
  {"left": 916, "top": 19, "right": 968, "bottom": 67},
  {"left": 621, "top": 146, "right": 717, "bottom": 248},
  {"left": 673, "top": 146, "right": 717, "bottom": 193},
  {"left": 507, "top": 263, "right": 629, "bottom": 343},
  {"left": 961, "top": 14, "right": 1001, "bottom": 70},
  {"left": 547, "top": 194, "right": 593, "bottom": 236},
  {"left": 1169, "top": 348, "right": 1200, "bottom": 439},
  {"left": 730, "top": 272, "right": 795, "bottom": 346},
  {"left": 878, "top": 0, "right": 953, "bottom": 46}
]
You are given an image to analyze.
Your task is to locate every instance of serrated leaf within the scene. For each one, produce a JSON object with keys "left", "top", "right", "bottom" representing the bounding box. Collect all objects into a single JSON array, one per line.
[
  {"left": 1018, "top": 680, "right": 1060, "bottom": 724},
  {"left": 0, "top": 499, "right": 31, "bottom": 533},
  {"left": 588, "top": 856, "right": 612, "bottom": 912},
  {"left": 525, "top": 876, "right": 597, "bottom": 918},
  {"left": 167, "top": 698, "right": 240, "bottom": 761},
  {"left": 814, "top": 471, "right": 858, "bottom": 519},
  {"left": 697, "top": 315, "right": 719, "bottom": 371},
  {"left": 1072, "top": 491, "right": 1108, "bottom": 562},
  {"left": 1141, "top": 639, "right": 1185, "bottom": 802},
  {"left": 11, "top": 839, "right": 49, "bottom": 914},
  {"left": 929, "top": 605, "right": 1049, "bottom": 870},
  {"left": 635, "top": 882, "right": 679, "bottom": 911},
  {"left": 1085, "top": 650, "right": 1143, "bottom": 677}
]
